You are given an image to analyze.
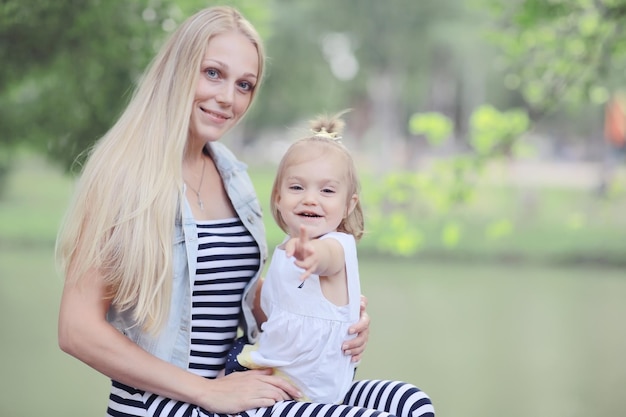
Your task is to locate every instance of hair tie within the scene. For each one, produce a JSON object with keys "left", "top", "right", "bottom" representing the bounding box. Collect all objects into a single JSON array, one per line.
[{"left": 313, "top": 127, "right": 342, "bottom": 141}]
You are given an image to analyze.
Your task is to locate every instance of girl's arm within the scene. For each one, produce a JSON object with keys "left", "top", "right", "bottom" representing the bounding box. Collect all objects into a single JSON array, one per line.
[
  {"left": 58, "top": 266, "right": 300, "bottom": 413},
  {"left": 284, "top": 225, "right": 345, "bottom": 281}
]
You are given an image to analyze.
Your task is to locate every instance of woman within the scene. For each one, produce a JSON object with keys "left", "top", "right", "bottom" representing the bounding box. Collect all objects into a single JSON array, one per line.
[{"left": 56, "top": 6, "right": 434, "bottom": 417}]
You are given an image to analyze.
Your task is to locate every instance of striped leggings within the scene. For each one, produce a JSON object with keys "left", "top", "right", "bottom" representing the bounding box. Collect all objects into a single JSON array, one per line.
[
  {"left": 110, "top": 378, "right": 434, "bottom": 417},
  {"left": 193, "top": 379, "right": 435, "bottom": 417}
]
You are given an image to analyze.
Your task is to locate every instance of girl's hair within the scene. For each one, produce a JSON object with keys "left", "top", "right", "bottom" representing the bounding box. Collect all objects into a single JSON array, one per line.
[
  {"left": 270, "top": 112, "right": 364, "bottom": 241},
  {"left": 55, "top": 6, "right": 265, "bottom": 333}
]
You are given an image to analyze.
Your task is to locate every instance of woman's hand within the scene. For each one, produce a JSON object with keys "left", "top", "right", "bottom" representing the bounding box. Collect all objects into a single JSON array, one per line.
[
  {"left": 201, "top": 369, "right": 302, "bottom": 413},
  {"left": 343, "top": 295, "right": 370, "bottom": 362}
]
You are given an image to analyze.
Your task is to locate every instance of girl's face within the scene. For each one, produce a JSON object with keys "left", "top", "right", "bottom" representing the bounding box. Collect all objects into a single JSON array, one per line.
[
  {"left": 189, "top": 31, "right": 259, "bottom": 144},
  {"left": 275, "top": 150, "right": 358, "bottom": 238}
]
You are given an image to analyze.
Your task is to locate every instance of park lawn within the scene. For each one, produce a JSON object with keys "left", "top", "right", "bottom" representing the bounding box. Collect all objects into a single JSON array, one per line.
[{"left": 2, "top": 246, "right": 626, "bottom": 417}]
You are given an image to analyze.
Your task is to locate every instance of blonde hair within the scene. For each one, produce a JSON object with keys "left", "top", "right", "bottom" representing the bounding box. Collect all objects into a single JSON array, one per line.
[
  {"left": 55, "top": 6, "right": 265, "bottom": 333},
  {"left": 270, "top": 112, "right": 364, "bottom": 241}
]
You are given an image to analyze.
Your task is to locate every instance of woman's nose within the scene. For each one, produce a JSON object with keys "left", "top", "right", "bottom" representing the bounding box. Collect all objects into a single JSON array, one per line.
[{"left": 216, "top": 84, "right": 234, "bottom": 106}]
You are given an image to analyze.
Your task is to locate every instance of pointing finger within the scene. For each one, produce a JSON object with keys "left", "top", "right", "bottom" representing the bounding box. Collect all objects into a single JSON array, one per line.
[{"left": 299, "top": 225, "right": 309, "bottom": 246}]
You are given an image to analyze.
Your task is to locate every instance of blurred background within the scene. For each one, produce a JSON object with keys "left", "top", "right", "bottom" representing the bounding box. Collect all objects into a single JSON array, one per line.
[{"left": 1, "top": 0, "right": 625, "bottom": 416}]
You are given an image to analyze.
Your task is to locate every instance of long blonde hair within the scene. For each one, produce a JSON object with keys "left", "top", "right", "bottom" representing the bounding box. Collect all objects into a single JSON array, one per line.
[
  {"left": 55, "top": 6, "right": 265, "bottom": 333},
  {"left": 270, "top": 113, "right": 364, "bottom": 241}
]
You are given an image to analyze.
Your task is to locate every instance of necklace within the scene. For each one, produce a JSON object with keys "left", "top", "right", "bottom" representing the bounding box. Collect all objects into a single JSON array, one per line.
[{"left": 186, "top": 156, "right": 206, "bottom": 211}]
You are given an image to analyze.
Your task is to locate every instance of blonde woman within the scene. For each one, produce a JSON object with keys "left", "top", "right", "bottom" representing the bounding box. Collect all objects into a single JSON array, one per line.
[{"left": 56, "top": 5, "right": 433, "bottom": 417}]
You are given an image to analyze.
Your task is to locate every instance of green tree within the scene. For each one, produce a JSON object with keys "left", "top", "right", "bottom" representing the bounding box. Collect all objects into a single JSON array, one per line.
[
  {"left": 0, "top": 0, "right": 170, "bottom": 172},
  {"left": 483, "top": 0, "right": 626, "bottom": 112},
  {"left": 248, "top": 0, "right": 495, "bottom": 166},
  {"left": 0, "top": 0, "right": 270, "bottom": 175}
]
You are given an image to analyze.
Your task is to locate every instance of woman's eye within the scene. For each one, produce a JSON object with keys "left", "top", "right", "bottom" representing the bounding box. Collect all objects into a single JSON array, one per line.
[
  {"left": 238, "top": 81, "right": 253, "bottom": 92},
  {"left": 205, "top": 68, "right": 219, "bottom": 78}
]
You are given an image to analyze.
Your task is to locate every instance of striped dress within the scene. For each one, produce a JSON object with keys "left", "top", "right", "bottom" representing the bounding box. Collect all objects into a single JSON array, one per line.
[{"left": 107, "top": 218, "right": 259, "bottom": 416}]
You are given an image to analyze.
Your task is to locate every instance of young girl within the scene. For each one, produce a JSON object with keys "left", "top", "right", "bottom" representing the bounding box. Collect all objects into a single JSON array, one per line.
[{"left": 227, "top": 113, "right": 365, "bottom": 403}]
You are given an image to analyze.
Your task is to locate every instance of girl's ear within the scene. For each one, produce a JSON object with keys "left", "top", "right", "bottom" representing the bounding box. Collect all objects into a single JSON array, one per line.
[{"left": 345, "top": 194, "right": 358, "bottom": 217}]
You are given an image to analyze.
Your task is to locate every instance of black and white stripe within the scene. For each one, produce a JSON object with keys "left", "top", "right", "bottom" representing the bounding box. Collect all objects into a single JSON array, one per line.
[
  {"left": 229, "top": 380, "right": 434, "bottom": 417},
  {"left": 106, "top": 218, "right": 259, "bottom": 417},
  {"left": 189, "top": 219, "right": 259, "bottom": 377}
]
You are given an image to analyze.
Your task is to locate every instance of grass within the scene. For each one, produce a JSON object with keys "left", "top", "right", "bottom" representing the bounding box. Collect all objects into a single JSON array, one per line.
[
  {"left": 2, "top": 249, "right": 626, "bottom": 417},
  {"left": 358, "top": 260, "right": 626, "bottom": 417},
  {"left": 1, "top": 154, "right": 626, "bottom": 417}
]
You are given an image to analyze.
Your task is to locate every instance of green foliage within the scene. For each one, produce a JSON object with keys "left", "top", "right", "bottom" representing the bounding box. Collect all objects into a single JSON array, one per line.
[
  {"left": 366, "top": 105, "right": 533, "bottom": 255},
  {"left": 0, "top": 0, "right": 271, "bottom": 173},
  {"left": 469, "top": 105, "right": 530, "bottom": 156},
  {"left": 1, "top": 0, "right": 170, "bottom": 170},
  {"left": 441, "top": 220, "right": 462, "bottom": 248},
  {"left": 409, "top": 112, "right": 454, "bottom": 146},
  {"left": 246, "top": 0, "right": 485, "bottom": 132},
  {"left": 485, "top": 218, "right": 514, "bottom": 240},
  {"left": 0, "top": 0, "right": 500, "bottom": 178},
  {"left": 483, "top": 0, "right": 626, "bottom": 112}
]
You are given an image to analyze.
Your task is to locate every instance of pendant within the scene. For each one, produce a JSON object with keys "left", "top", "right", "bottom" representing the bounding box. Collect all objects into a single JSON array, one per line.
[{"left": 195, "top": 191, "right": 204, "bottom": 211}]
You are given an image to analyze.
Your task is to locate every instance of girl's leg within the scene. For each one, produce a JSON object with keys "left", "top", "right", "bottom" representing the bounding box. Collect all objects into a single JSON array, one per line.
[
  {"left": 138, "top": 381, "right": 434, "bottom": 417},
  {"left": 343, "top": 380, "right": 435, "bottom": 417},
  {"left": 243, "top": 380, "right": 435, "bottom": 417},
  {"left": 251, "top": 400, "right": 393, "bottom": 417}
]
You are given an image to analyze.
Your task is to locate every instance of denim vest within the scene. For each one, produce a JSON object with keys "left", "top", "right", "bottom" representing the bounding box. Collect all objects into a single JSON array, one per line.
[{"left": 106, "top": 142, "right": 268, "bottom": 369}]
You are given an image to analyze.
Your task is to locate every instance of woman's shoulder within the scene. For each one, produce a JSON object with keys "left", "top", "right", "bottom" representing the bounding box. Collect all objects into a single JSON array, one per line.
[
  {"left": 208, "top": 141, "right": 233, "bottom": 157},
  {"left": 207, "top": 142, "right": 247, "bottom": 171}
]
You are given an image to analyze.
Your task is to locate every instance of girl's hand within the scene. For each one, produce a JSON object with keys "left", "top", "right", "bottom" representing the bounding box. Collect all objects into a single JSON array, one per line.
[
  {"left": 343, "top": 295, "right": 370, "bottom": 362},
  {"left": 284, "top": 226, "right": 318, "bottom": 281}
]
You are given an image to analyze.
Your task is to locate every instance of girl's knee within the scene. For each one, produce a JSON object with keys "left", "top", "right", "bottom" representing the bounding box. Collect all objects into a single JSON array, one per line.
[{"left": 409, "top": 387, "right": 435, "bottom": 417}]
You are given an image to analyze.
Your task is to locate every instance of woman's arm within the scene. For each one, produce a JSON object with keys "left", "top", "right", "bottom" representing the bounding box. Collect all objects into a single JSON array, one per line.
[
  {"left": 253, "top": 278, "right": 267, "bottom": 325},
  {"left": 342, "top": 295, "right": 370, "bottom": 362},
  {"left": 58, "top": 267, "right": 300, "bottom": 413}
]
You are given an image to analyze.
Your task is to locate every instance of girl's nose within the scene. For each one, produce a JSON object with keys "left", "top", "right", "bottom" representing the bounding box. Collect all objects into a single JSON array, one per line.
[{"left": 302, "top": 191, "right": 318, "bottom": 205}]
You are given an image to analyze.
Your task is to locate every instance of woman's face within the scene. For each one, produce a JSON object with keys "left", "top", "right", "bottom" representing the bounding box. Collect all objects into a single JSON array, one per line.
[{"left": 189, "top": 31, "right": 259, "bottom": 144}]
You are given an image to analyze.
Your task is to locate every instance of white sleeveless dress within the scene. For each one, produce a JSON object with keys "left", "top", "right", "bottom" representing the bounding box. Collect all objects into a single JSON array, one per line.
[{"left": 238, "top": 232, "right": 361, "bottom": 404}]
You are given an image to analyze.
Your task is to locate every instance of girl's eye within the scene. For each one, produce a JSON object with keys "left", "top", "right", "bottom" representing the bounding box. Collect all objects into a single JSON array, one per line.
[
  {"left": 289, "top": 185, "right": 303, "bottom": 191},
  {"left": 205, "top": 68, "right": 219, "bottom": 79},
  {"left": 322, "top": 188, "right": 335, "bottom": 194}
]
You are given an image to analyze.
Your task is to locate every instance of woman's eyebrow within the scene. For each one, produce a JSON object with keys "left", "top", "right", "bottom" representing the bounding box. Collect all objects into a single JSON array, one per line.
[{"left": 203, "top": 58, "right": 258, "bottom": 80}]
